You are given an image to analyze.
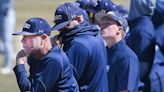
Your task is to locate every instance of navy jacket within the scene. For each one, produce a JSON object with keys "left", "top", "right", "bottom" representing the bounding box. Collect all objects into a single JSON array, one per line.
[
  {"left": 107, "top": 39, "right": 139, "bottom": 92},
  {"left": 156, "top": 23, "right": 164, "bottom": 55},
  {"left": 13, "top": 46, "right": 79, "bottom": 92},
  {"left": 152, "top": 0, "right": 164, "bottom": 28},
  {"left": 126, "top": 16, "right": 155, "bottom": 64},
  {"left": 126, "top": 16, "right": 155, "bottom": 81},
  {"left": 61, "top": 21, "right": 109, "bottom": 92}
]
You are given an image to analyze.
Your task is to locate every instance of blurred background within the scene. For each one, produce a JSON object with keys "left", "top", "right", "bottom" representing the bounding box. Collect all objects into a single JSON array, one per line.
[{"left": 0, "top": 0, "right": 129, "bottom": 91}]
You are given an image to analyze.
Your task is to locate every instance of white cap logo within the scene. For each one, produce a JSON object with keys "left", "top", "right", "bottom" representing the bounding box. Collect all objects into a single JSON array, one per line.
[
  {"left": 55, "top": 15, "right": 62, "bottom": 21},
  {"left": 23, "top": 23, "right": 31, "bottom": 29}
]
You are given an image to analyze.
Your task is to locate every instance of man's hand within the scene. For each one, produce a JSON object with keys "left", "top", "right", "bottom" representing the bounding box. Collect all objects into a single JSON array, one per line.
[{"left": 16, "top": 50, "right": 28, "bottom": 65}]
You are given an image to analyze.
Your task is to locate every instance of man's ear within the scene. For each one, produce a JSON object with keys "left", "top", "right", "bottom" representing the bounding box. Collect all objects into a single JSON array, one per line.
[
  {"left": 118, "top": 26, "right": 123, "bottom": 32},
  {"left": 116, "top": 26, "right": 123, "bottom": 35},
  {"left": 41, "top": 34, "right": 48, "bottom": 40}
]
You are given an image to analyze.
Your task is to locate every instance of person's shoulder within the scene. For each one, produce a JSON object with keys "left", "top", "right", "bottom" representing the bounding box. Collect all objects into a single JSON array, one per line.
[
  {"left": 130, "top": 16, "right": 153, "bottom": 27},
  {"left": 130, "top": 19, "right": 155, "bottom": 38},
  {"left": 119, "top": 44, "right": 138, "bottom": 62},
  {"left": 48, "top": 46, "right": 60, "bottom": 55},
  {"left": 45, "top": 46, "right": 64, "bottom": 61},
  {"left": 117, "top": 54, "right": 139, "bottom": 70},
  {"left": 45, "top": 51, "right": 69, "bottom": 70},
  {"left": 72, "top": 37, "right": 91, "bottom": 48}
]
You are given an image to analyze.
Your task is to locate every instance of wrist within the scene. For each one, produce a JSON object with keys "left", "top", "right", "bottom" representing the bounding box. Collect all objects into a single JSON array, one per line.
[
  {"left": 16, "top": 58, "right": 27, "bottom": 65},
  {"left": 16, "top": 61, "right": 25, "bottom": 65}
]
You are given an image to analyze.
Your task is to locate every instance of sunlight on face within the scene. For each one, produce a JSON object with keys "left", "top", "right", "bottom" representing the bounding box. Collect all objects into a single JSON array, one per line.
[
  {"left": 21, "top": 35, "right": 42, "bottom": 55},
  {"left": 100, "top": 24, "right": 119, "bottom": 40},
  {"left": 32, "top": 36, "right": 42, "bottom": 50}
]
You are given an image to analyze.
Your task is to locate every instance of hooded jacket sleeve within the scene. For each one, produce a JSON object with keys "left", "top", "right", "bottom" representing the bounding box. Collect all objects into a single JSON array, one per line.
[
  {"left": 13, "top": 58, "right": 62, "bottom": 92},
  {"left": 13, "top": 64, "right": 31, "bottom": 92}
]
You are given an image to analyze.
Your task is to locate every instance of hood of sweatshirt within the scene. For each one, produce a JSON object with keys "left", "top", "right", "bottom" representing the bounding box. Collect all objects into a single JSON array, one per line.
[{"left": 128, "top": 0, "right": 156, "bottom": 20}]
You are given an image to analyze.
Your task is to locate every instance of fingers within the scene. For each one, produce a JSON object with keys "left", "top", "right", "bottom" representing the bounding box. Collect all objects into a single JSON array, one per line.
[{"left": 16, "top": 50, "right": 28, "bottom": 65}]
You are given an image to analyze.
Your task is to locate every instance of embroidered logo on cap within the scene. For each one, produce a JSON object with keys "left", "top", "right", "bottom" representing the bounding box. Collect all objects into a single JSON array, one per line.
[
  {"left": 39, "top": 30, "right": 44, "bottom": 33},
  {"left": 55, "top": 15, "right": 62, "bottom": 21},
  {"left": 23, "top": 23, "right": 31, "bottom": 29}
]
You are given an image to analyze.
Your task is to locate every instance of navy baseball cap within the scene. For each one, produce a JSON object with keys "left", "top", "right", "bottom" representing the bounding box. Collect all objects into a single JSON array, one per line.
[
  {"left": 76, "top": 0, "right": 97, "bottom": 13},
  {"left": 116, "top": 5, "right": 129, "bottom": 18},
  {"left": 52, "top": 3, "right": 82, "bottom": 30},
  {"left": 95, "top": 11, "right": 128, "bottom": 32},
  {"left": 13, "top": 17, "right": 51, "bottom": 36},
  {"left": 97, "top": 0, "right": 118, "bottom": 13},
  {"left": 79, "top": 8, "right": 89, "bottom": 22}
]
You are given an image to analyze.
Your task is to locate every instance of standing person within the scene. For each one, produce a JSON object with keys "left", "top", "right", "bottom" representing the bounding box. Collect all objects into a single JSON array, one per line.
[
  {"left": 12, "top": 17, "right": 79, "bottom": 92},
  {"left": 95, "top": 11, "right": 140, "bottom": 92},
  {"left": 50, "top": 7, "right": 89, "bottom": 48},
  {"left": 52, "top": 3, "right": 108, "bottom": 92},
  {"left": 0, "top": 0, "right": 16, "bottom": 74},
  {"left": 126, "top": 0, "right": 156, "bottom": 91}
]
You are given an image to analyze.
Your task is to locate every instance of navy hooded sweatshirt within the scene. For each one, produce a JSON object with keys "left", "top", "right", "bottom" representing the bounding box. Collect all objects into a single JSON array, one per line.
[
  {"left": 126, "top": 16, "right": 156, "bottom": 80},
  {"left": 152, "top": 0, "right": 164, "bottom": 28},
  {"left": 13, "top": 46, "right": 79, "bottom": 92},
  {"left": 61, "top": 21, "right": 109, "bottom": 92}
]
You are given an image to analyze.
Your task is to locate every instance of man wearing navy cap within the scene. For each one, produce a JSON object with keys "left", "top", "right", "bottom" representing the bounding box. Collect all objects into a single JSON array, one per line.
[
  {"left": 96, "top": 0, "right": 129, "bottom": 18},
  {"left": 52, "top": 2, "right": 108, "bottom": 92},
  {"left": 13, "top": 17, "right": 79, "bottom": 92},
  {"left": 95, "top": 11, "right": 140, "bottom": 92}
]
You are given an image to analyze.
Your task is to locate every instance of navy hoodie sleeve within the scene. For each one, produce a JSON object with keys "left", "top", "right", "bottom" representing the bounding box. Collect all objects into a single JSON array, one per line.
[
  {"left": 13, "top": 64, "right": 31, "bottom": 92},
  {"left": 65, "top": 43, "right": 89, "bottom": 81},
  {"left": 13, "top": 58, "right": 62, "bottom": 92}
]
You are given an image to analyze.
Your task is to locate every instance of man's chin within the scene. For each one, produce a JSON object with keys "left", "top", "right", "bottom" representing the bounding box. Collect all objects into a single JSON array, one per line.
[{"left": 23, "top": 49, "right": 32, "bottom": 56}]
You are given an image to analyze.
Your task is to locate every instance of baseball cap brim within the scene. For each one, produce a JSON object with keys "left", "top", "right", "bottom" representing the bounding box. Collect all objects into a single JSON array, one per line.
[
  {"left": 12, "top": 31, "right": 41, "bottom": 35},
  {"left": 94, "top": 12, "right": 109, "bottom": 25},
  {"left": 52, "top": 20, "right": 71, "bottom": 31}
]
